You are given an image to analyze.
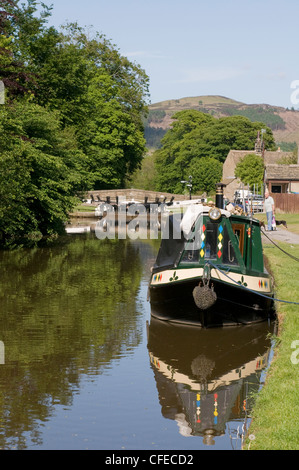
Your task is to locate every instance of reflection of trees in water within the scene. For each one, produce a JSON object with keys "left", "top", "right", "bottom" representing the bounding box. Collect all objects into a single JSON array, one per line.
[{"left": 0, "top": 235, "right": 143, "bottom": 449}]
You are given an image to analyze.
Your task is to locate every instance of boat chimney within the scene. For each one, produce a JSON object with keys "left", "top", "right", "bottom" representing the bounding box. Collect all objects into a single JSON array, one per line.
[{"left": 215, "top": 183, "right": 226, "bottom": 209}]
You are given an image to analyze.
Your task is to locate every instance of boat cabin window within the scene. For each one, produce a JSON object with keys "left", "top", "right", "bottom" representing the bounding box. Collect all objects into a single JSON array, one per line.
[
  {"left": 180, "top": 219, "right": 239, "bottom": 266},
  {"left": 205, "top": 223, "right": 238, "bottom": 265},
  {"left": 179, "top": 231, "right": 200, "bottom": 263},
  {"left": 204, "top": 223, "right": 218, "bottom": 259},
  {"left": 231, "top": 223, "right": 244, "bottom": 256}
]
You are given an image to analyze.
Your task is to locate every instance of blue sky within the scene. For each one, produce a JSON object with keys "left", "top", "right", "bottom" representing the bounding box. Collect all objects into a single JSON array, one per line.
[{"left": 45, "top": 0, "right": 299, "bottom": 108}]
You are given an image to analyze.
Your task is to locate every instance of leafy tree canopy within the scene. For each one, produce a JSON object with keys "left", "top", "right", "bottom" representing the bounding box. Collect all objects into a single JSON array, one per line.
[
  {"left": 188, "top": 157, "right": 223, "bottom": 194},
  {"left": 0, "top": 0, "right": 149, "bottom": 246},
  {"left": 234, "top": 153, "right": 265, "bottom": 189},
  {"left": 0, "top": 102, "right": 90, "bottom": 246},
  {"left": 154, "top": 110, "right": 276, "bottom": 193}
]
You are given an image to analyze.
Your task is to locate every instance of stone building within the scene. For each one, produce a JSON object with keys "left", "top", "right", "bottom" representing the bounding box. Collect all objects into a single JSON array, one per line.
[
  {"left": 222, "top": 133, "right": 297, "bottom": 200},
  {"left": 265, "top": 164, "right": 299, "bottom": 194}
]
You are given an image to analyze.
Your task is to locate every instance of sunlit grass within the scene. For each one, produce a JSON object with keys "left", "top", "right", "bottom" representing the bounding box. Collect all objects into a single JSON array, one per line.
[
  {"left": 73, "top": 204, "right": 96, "bottom": 212},
  {"left": 245, "top": 240, "right": 299, "bottom": 450},
  {"left": 255, "top": 212, "right": 299, "bottom": 235}
]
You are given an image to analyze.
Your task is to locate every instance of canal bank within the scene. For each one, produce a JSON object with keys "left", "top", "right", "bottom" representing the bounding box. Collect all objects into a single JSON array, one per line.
[
  {"left": 244, "top": 226, "right": 299, "bottom": 450},
  {"left": 65, "top": 211, "right": 299, "bottom": 449}
]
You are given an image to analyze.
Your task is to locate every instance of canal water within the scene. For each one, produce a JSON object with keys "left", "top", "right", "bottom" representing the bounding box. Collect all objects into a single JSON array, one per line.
[{"left": 0, "top": 232, "right": 275, "bottom": 450}]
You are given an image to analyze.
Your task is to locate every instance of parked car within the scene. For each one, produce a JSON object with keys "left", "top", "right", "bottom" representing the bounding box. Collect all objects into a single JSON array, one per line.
[
  {"left": 242, "top": 195, "right": 264, "bottom": 213},
  {"left": 234, "top": 193, "right": 264, "bottom": 213}
]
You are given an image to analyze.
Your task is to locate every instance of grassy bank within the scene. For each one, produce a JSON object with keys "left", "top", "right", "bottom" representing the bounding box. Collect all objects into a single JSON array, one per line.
[
  {"left": 74, "top": 203, "right": 96, "bottom": 212},
  {"left": 244, "top": 214, "right": 299, "bottom": 450},
  {"left": 256, "top": 212, "right": 299, "bottom": 235}
]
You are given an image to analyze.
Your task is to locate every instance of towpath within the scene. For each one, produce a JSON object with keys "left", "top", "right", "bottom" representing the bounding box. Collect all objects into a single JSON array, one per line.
[{"left": 262, "top": 226, "right": 299, "bottom": 245}]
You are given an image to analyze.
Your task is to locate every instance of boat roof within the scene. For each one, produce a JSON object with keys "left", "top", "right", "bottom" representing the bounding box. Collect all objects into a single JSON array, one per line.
[{"left": 180, "top": 204, "right": 231, "bottom": 238}]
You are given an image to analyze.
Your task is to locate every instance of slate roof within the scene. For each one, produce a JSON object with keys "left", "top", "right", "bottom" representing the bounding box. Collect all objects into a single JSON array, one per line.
[
  {"left": 265, "top": 164, "right": 299, "bottom": 180},
  {"left": 225, "top": 149, "right": 294, "bottom": 165},
  {"left": 264, "top": 151, "right": 296, "bottom": 164}
]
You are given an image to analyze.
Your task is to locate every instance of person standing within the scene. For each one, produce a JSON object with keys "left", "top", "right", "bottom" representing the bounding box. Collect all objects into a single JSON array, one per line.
[{"left": 264, "top": 190, "right": 275, "bottom": 230}]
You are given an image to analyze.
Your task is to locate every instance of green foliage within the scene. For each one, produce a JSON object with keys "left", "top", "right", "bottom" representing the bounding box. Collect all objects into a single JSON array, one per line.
[
  {"left": 164, "top": 109, "right": 214, "bottom": 142},
  {"left": 188, "top": 157, "right": 223, "bottom": 194},
  {"left": 0, "top": 1, "right": 149, "bottom": 246},
  {"left": 144, "top": 126, "right": 167, "bottom": 149},
  {"left": 234, "top": 153, "right": 265, "bottom": 188},
  {"left": 277, "top": 154, "right": 298, "bottom": 165},
  {"left": 0, "top": 27, "right": 34, "bottom": 98},
  {"left": 276, "top": 141, "right": 297, "bottom": 152},
  {"left": 128, "top": 153, "right": 157, "bottom": 190},
  {"left": 222, "top": 105, "right": 286, "bottom": 131},
  {"left": 154, "top": 110, "right": 275, "bottom": 193},
  {"left": 14, "top": 16, "right": 149, "bottom": 187},
  {"left": 276, "top": 141, "right": 298, "bottom": 164},
  {"left": 75, "top": 69, "right": 147, "bottom": 189},
  {"left": 245, "top": 241, "right": 299, "bottom": 450},
  {"left": 0, "top": 102, "right": 90, "bottom": 246}
]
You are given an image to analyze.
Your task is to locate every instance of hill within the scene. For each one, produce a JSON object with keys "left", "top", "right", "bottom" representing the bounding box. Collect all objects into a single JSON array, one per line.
[{"left": 145, "top": 95, "right": 299, "bottom": 150}]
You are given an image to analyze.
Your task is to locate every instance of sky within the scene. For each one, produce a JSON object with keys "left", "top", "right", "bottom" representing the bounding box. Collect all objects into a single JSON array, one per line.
[{"left": 44, "top": 0, "right": 299, "bottom": 108}]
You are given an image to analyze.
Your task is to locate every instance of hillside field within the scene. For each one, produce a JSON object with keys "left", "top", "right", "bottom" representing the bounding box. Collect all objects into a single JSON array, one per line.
[{"left": 145, "top": 95, "right": 299, "bottom": 150}]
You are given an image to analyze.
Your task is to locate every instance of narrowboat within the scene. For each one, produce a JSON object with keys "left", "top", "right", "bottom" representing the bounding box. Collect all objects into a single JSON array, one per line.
[{"left": 149, "top": 184, "right": 275, "bottom": 326}]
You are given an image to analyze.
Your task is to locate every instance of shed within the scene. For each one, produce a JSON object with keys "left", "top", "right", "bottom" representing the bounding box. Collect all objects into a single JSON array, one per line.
[
  {"left": 265, "top": 164, "right": 299, "bottom": 193},
  {"left": 223, "top": 149, "right": 295, "bottom": 200}
]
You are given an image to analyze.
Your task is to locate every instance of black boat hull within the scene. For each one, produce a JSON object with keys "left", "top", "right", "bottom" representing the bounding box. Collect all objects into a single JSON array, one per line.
[{"left": 149, "top": 276, "right": 275, "bottom": 327}]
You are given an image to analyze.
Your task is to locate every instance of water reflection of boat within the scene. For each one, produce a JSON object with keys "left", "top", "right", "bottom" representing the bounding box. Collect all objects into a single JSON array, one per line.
[
  {"left": 149, "top": 183, "right": 275, "bottom": 326},
  {"left": 147, "top": 316, "right": 275, "bottom": 446}
]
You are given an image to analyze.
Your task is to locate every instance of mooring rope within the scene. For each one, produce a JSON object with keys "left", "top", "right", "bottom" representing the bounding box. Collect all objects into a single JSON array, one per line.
[
  {"left": 206, "top": 260, "right": 299, "bottom": 306},
  {"left": 261, "top": 229, "right": 299, "bottom": 262}
]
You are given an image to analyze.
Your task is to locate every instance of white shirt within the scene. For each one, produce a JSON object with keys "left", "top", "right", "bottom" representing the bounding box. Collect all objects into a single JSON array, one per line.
[{"left": 264, "top": 196, "right": 274, "bottom": 213}]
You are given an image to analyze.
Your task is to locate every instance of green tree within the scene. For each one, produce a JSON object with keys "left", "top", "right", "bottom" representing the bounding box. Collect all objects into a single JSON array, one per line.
[
  {"left": 76, "top": 70, "right": 147, "bottom": 188},
  {"left": 0, "top": 0, "right": 35, "bottom": 99},
  {"left": 2, "top": 2, "right": 149, "bottom": 189},
  {"left": 154, "top": 110, "right": 275, "bottom": 193},
  {"left": 0, "top": 1, "right": 150, "bottom": 246},
  {"left": 128, "top": 152, "right": 157, "bottom": 190},
  {"left": 0, "top": 102, "right": 89, "bottom": 246},
  {"left": 187, "top": 115, "right": 276, "bottom": 162},
  {"left": 188, "top": 157, "right": 223, "bottom": 194},
  {"left": 234, "top": 153, "right": 265, "bottom": 189},
  {"left": 154, "top": 110, "right": 214, "bottom": 192},
  {"left": 19, "top": 15, "right": 149, "bottom": 187}
]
